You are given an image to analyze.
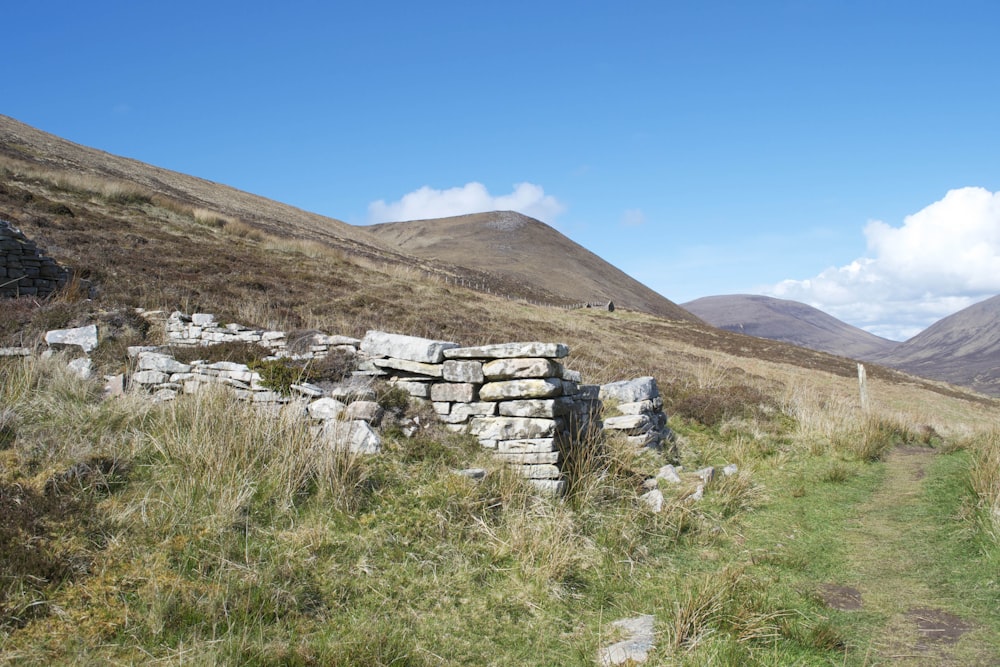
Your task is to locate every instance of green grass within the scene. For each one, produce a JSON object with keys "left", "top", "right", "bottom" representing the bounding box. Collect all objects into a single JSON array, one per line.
[{"left": 1, "top": 353, "right": 999, "bottom": 664}]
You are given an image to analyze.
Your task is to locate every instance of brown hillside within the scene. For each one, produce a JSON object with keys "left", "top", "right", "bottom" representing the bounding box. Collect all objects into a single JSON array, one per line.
[
  {"left": 368, "top": 211, "right": 698, "bottom": 321},
  {"left": 0, "top": 115, "right": 994, "bottom": 417},
  {"left": 873, "top": 294, "right": 1000, "bottom": 396},
  {"left": 684, "top": 294, "right": 899, "bottom": 361}
]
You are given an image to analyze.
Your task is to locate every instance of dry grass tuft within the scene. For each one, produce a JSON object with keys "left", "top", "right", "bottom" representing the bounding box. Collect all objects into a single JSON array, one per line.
[
  {"left": 665, "top": 566, "right": 790, "bottom": 652},
  {"left": 221, "top": 218, "right": 265, "bottom": 241},
  {"left": 968, "top": 429, "right": 1000, "bottom": 543}
]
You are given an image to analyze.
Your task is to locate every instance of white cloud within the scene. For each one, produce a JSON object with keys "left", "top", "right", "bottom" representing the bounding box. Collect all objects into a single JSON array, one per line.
[
  {"left": 367, "top": 182, "right": 565, "bottom": 224},
  {"left": 767, "top": 187, "right": 1000, "bottom": 340},
  {"left": 621, "top": 208, "right": 646, "bottom": 227}
]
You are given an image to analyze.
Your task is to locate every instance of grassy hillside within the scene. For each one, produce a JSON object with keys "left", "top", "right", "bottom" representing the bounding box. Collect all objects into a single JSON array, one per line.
[{"left": 1, "top": 119, "right": 1000, "bottom": 664}]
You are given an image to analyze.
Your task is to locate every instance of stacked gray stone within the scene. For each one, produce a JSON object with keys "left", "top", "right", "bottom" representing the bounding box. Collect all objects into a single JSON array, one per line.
[
  {"left": 600, "top": 377, "right": 674, "bottom": 454},
  {"left": 130, "top": 349, "right": 281, "bottom": 402},
  {"left": 128, "top": 348, "right": 382, "bottom": 453},
  {"left": 165, "top": 312, "right": 288, "bottom": 353},
  {"left": 0, "top": 219, "right": 71, "bottom": 298},
  {"left": 55, "top": 315, "right": 679, "bottom": 493},
  {"left": 359, "top": 333, "right": 602, "bottom": 493}
]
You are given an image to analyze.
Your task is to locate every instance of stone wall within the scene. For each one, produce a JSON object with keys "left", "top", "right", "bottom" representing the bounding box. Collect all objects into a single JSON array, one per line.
[
  {"left": 357, "top": 332, "right": 605, "bottom": 493},
  {"left": 46, "top": 312, "right": 676, "bottom": 494},
  {"left": 0, "top": 219, "right": 71, "bottom": 298}
]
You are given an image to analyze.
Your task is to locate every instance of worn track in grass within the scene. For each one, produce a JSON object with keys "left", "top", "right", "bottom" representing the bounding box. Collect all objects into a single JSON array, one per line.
[{"left": 833, "top": 447, "right": 999, "bottom": 665}]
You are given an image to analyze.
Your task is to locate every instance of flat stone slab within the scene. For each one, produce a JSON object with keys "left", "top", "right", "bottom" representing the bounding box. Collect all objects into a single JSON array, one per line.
[
  {"left": 604, "top": 414, "right": 653, "bottom": 433},
  {"left": 600, "top": 377, "right": 659, "bottom": 403},
  {"left": 469, "top": 417, "right": 556, "bottom": 440},
  {"left": 442, "top": 360, "right": 484, "bottom": 383},
  {"left": 498, "top": 397, "right": 575, "bottom": 418},
  {"left": 479, "top": 378, "right": 563, "bottom": 401},
  {"left": 496, "top": 438, "right": 557, "bottom": 453},
  {"left": 430, "top": 382, "right": 478, "bottom": 403},
  {"left": 444, "top": 342, "right": 569, "bottom": 360},
  {"left": 371, "top": 357, "right": 444, "bottom": 378},
  {"left": 598, "top": 615, "right": 656, "bottom": 666},
  {"left": 45, "top": 324, "right": 99, "bottom": 353},
  {"left": 360, "top": 331, "right": 458, "bottom": 364},
  {"left": 482, "top": 357, "right": 563, "bottom": 380},
  {"left": 138, "top": 352, "right": 191, "bottom": 374}
]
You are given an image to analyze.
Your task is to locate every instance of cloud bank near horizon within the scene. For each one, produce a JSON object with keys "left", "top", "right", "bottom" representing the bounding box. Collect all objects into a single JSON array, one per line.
[
  {"left": 767, "top": 187, "right": 1000, "bottom": 341},
  {"left": 367, "top": 182, "right": 565, "bottom": 224}
]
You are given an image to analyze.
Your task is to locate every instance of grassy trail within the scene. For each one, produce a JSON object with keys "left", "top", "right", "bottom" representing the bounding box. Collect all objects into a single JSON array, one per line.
[{"left": 837, "top": 447, "right": 999, "bottom": 665}]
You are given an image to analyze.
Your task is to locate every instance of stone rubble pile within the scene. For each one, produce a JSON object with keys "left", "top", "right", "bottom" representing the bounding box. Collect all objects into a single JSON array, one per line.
[
  {"left": 128, "top": 346, "right": 383, "bottom": 453},
  {"left": 357, "top": 332, "right": 602, "bottom": 494},
  {"left": 599, "top": 377, "right": 673, "bottom": 452},
  {"left": 639, "top": 463, "right": 741, "bottom": 510},
  {"left": 1, "top": 219, "right": 71, "bottom": 298},
  {"left": 165, "top": 312, "right": 289, "bottom": 354}
]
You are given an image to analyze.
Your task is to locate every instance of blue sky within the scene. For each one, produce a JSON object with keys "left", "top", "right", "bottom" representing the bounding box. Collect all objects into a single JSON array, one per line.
[{"left": 5, "top": 1, "right": 1000, "bottom": 340}]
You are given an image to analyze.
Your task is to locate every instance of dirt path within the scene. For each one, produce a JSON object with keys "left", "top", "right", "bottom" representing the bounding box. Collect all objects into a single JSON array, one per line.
[{"left": 828, "top": 446, "right": 995, "bottom": 665}]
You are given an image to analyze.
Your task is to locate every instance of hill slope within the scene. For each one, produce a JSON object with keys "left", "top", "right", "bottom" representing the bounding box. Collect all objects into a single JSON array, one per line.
[
  {"left": 683, "top": 294, "right": 899, "bottom": 360},
  {"left": 0, "top": 114, "right": 988, "bottom": 405},
  {"left": 873, "top": 294, "right": 1000, "bottom": 396},
  {"left": 0, "top": 115, "right": 374, "bottom": 250},
  {"left": 367, "top": 211, "right": 698, "bottom": 321}
]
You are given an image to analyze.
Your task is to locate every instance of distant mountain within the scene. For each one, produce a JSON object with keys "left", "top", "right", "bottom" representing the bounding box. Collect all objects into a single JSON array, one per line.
[
  {"left": 683, "top": 294, "right": 899, "bottom": 360},
  {"left": 873, "top": 295, "right": 1000, "bottom": 396},
  {"left": 367, "top": 211, "right": 698, "bottom": 321}
]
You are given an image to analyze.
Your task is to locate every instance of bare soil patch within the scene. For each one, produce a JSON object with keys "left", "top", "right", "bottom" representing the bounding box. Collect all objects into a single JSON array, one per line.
[
  {"left": 907, "top": 607, "right": 975, "bottom": 646},
  {"left": 819, "top": 583, "right": 864, "bottom": 611}
]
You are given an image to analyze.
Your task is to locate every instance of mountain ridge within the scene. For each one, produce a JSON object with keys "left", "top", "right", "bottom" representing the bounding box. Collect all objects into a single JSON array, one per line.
[
  {"left": 368, "top": 211, "right": 697, "bottom": 321},
  {"left": 682, "top": 294, "right": 899, "bottom": 360}
]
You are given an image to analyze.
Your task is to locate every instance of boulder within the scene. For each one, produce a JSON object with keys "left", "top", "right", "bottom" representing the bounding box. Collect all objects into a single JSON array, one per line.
[
  {"left": 495, "top": 451, "right": 560, "bottom": 465},
  {"left": 316, "top": 419, "right": 382, "bottom": 454},
  {"left": 67, "top": 357, "right": 92, "bottom": 379},
  {"left": 345, "top": 400, "right": 384, "bottom": 425},
  {"left": 132, "top": 370, "right": 168, "bottom": 385},
  {"left": 307, "top": 397, "right": 347, "bottom": 420},
  {"left": 656, "top": 464, "right": 683, "bottom": 485},
  {"left": 640, "top": 489, "right": 664, "bottom": 513},
  {"left": 527, "top": 479, "right": 566, "bottom": 494},
  {"left": 392, "top": 380, "right": 432, "bottom": 399}
]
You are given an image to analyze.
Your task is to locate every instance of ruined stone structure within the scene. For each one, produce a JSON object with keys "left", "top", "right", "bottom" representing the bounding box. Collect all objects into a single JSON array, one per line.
[
  {"left": 0, "top": 219, "right": 71, "bottom": 298},
  {"left": 45, "top": 312, "right": 675, "bottom": 494}
]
